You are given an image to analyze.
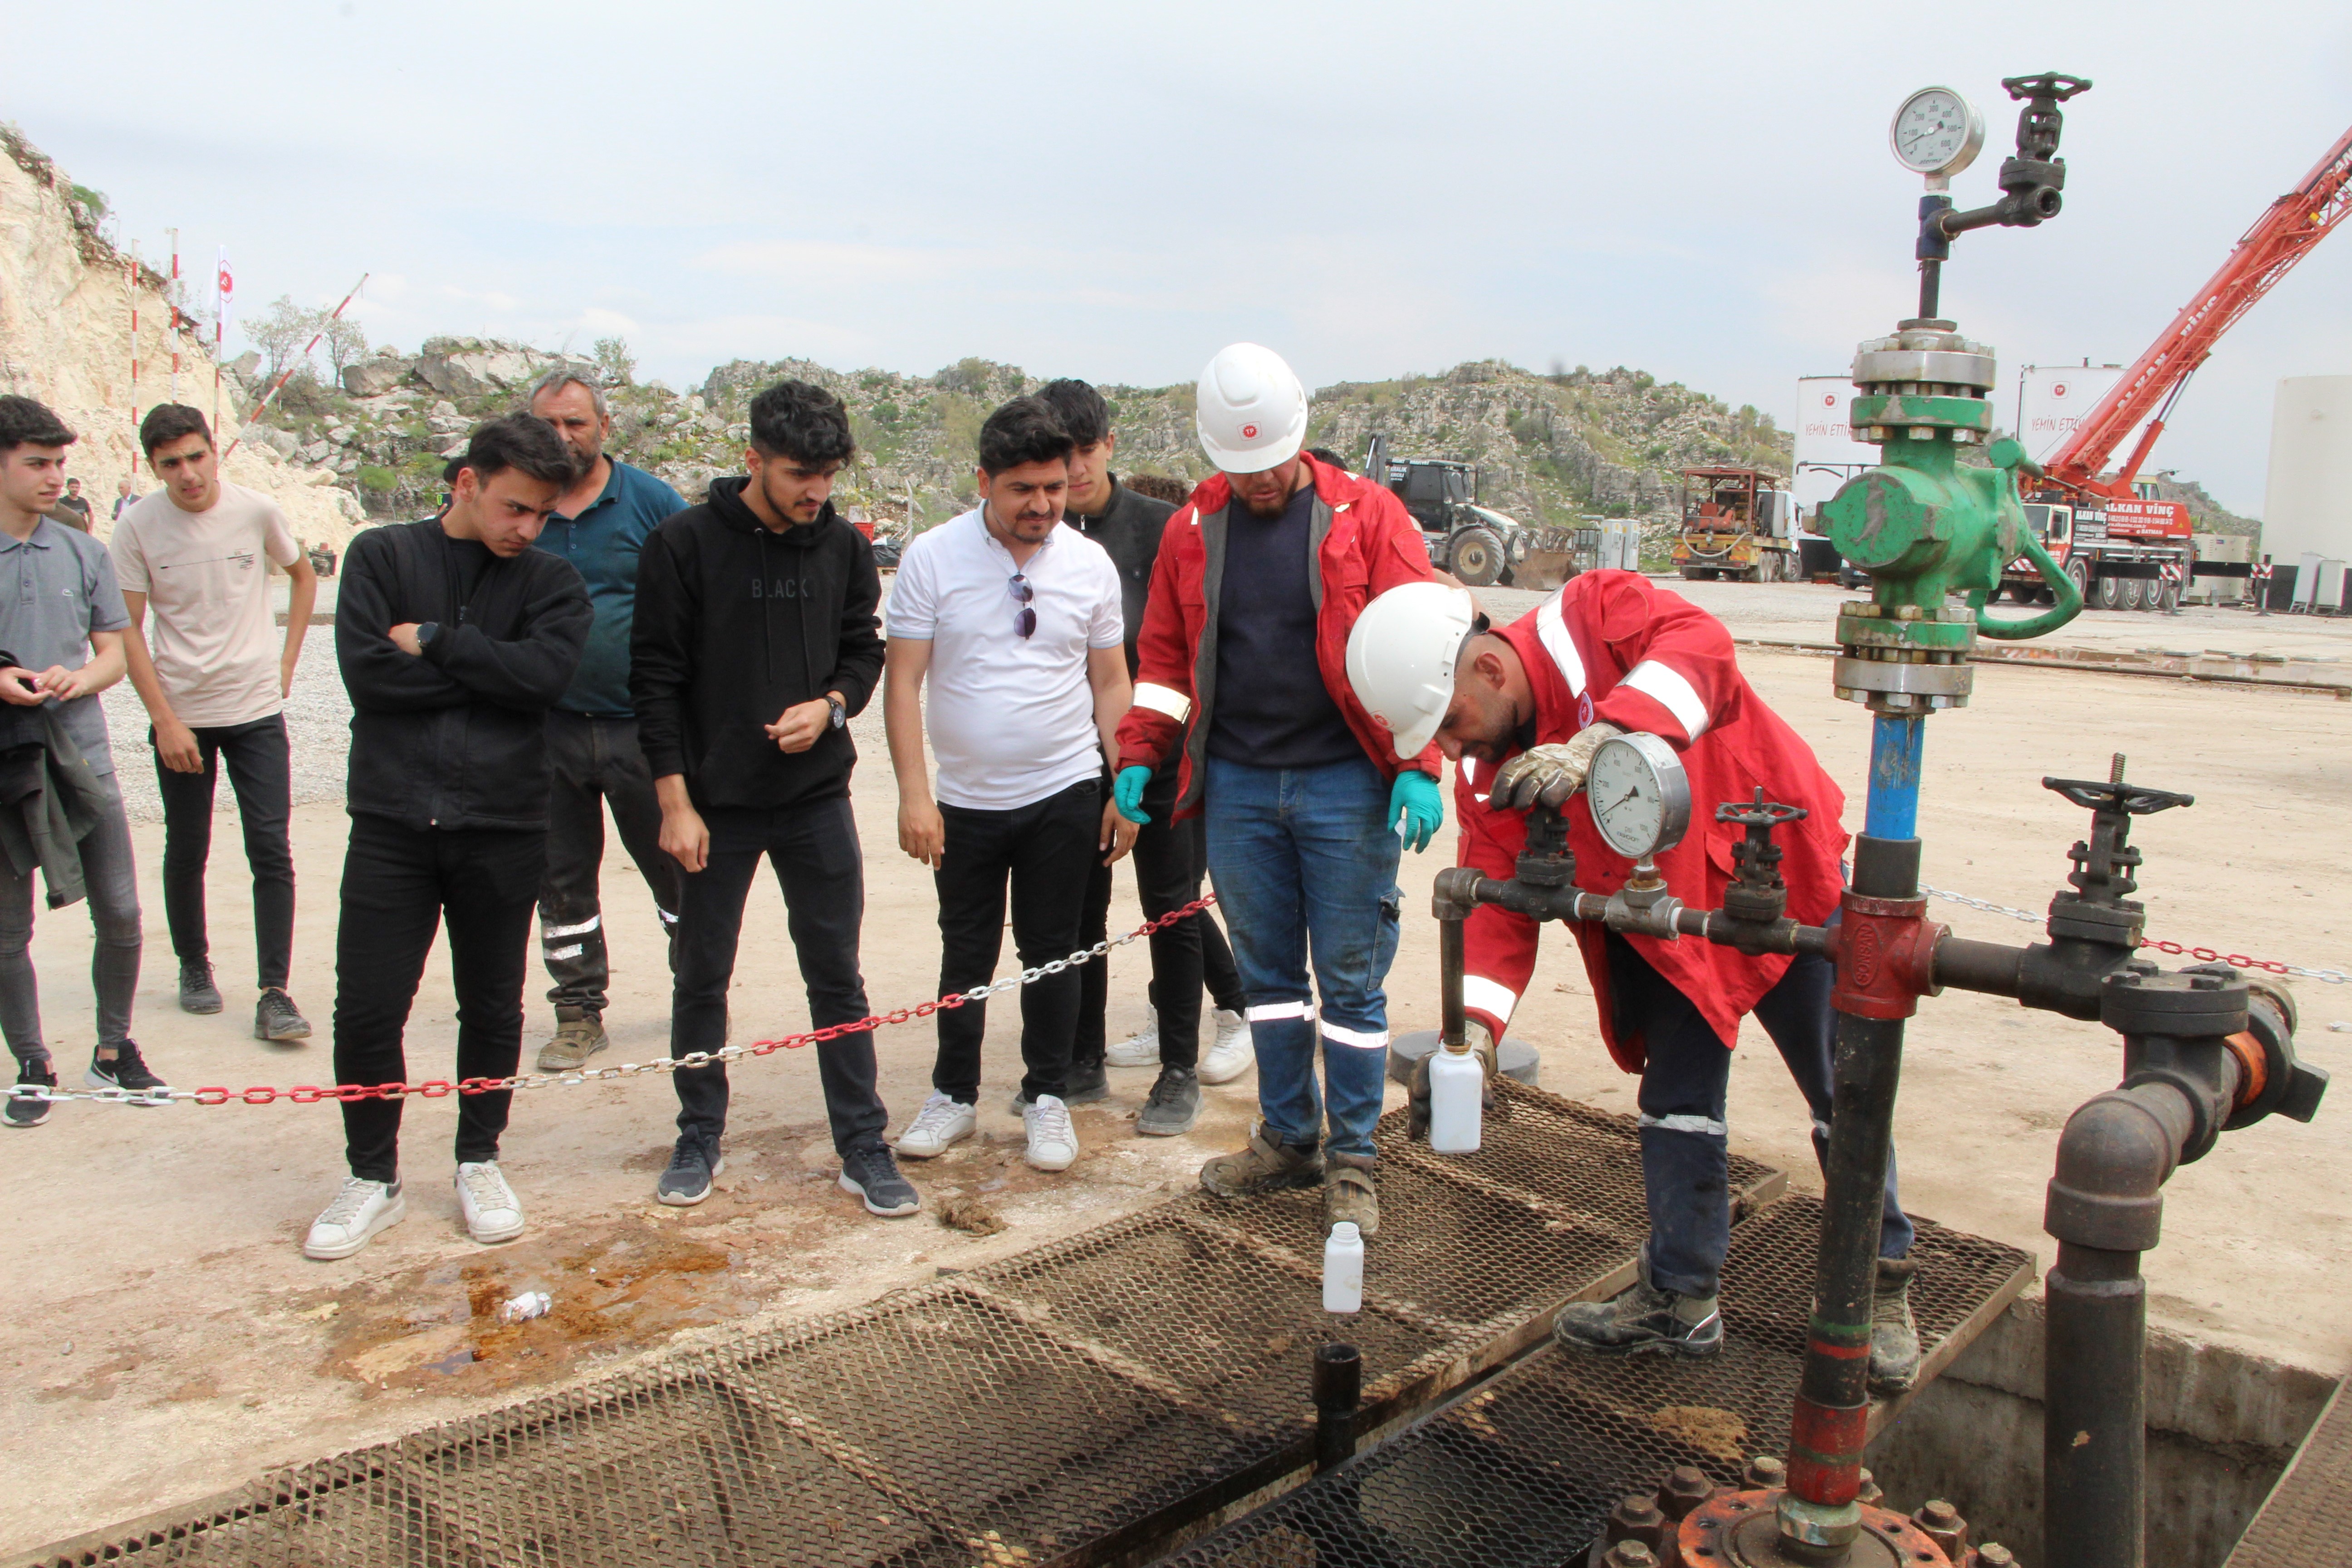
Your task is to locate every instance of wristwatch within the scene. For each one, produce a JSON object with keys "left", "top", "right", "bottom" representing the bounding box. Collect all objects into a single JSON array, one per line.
[
  {"left": 416, "top": 622, "right": 441, "bottom": 652},
  {"left": 827, "top": 695, "right": 846, "bottom": 730}
]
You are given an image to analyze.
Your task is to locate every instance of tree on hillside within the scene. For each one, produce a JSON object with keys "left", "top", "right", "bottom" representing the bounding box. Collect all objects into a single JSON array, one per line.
[
  {"left": 247, "top": 295, "right": 325, "bottom": 381},
  {"left": 593, "top": 337, "right": 636, "bottom": 387},
  {"left": 322, "top": 312, "right": 368, "bottom": 380}
]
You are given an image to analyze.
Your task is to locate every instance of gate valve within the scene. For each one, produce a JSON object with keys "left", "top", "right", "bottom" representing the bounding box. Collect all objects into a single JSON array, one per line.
[
  {"left": 2041, "top": 758, "right": 2191, "bottom": 948},
  {"left": 1514, "top": 802, "right": 1578, "bottom": 889},
  {"left": 1716, "top": 789, "right": 1807, "bottom": 928}
]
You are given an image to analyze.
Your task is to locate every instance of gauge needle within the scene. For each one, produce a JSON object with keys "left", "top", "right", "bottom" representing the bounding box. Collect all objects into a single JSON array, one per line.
[{"left": 1607, "top": 784, "right": 1641, "bottom": 811}]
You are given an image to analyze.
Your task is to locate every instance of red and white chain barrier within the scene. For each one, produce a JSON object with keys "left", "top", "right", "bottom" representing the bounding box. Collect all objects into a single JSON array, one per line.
[
  {"left": 11, "top": 897, "right": 1220, "bottom": 1109},
  {"left": 1918, "top": 885, "right": 2345, "bottom": 985}
]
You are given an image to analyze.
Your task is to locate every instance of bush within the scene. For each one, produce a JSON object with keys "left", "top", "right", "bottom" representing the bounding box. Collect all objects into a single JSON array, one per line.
[{"left": 356, "top": 466, "right": 398, "bottom": 494}]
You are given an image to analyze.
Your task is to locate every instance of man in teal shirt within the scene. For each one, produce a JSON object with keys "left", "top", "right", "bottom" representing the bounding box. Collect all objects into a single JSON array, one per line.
[{"left": 526, "top": 370, "right": 686, "bottom": 1070}]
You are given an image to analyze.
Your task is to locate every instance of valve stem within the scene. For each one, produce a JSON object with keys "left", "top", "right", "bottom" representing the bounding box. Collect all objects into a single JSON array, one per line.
[{"left": 2111, "top": 752, "right": 2126, "bottom": 784}]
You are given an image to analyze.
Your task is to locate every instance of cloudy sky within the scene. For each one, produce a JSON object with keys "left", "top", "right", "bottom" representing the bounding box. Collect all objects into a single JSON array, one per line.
[{"left": 9, "top": 1, "right": 2347, "bottom": 513}]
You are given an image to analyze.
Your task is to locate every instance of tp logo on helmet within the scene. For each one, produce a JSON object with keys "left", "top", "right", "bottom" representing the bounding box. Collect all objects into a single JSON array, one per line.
[
  {"left": 1242, "top": 424, "right": 1258, "bottom": 439},
  {"left": 1195, "top": 343, "right": 1308, "bottom": 475}
]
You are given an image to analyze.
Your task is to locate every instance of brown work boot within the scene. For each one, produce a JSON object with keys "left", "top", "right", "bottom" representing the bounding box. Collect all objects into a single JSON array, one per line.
[
  {"left": 1200, "top": 1124, "right": 1325, "bottom": 1198},
  {"left": 536, "top": 1007, "right": 608, "bottom": 1072},
  {"left": 1869, "top": 1256, "right": 1922, "bottom": 1394},
  {"left": 1323, "top": 1152, "right": 1380, "bottom": 1239}
]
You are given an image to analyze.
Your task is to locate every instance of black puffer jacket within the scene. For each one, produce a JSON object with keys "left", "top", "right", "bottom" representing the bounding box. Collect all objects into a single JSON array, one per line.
[
  {"left": 336, "top": 519, "right": 591, "bottom": 832},
  {"left": 629, "top": 480, "right": 883, "bottom": 813}
]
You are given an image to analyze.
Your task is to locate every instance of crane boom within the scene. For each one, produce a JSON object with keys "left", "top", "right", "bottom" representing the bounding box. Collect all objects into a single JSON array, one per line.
[{"left": 2046, "top": 122, "right": 2352, "bottom": 497}]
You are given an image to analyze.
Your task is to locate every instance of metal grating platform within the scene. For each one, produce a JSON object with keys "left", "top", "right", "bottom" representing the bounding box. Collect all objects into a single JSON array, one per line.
[
  {"left": 5, "top": 1080, "right": 2037, "bottom": 1568},
  {"left": 2226, "top": 1377, "right": 2352, "bottom": 1568},
  {"left": 1153, "top": 1197, "right": 2034, "bottom": 1568}
]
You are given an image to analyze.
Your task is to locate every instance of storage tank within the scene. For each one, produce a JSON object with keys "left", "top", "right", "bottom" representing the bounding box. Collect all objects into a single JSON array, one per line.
[{"left": 2261, "top": 376, "right": 2352, "bottom": 564}]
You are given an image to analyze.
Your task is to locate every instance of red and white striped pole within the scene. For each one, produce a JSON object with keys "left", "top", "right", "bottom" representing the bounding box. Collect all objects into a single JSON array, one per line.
[
  {"left": 167, "top": 229, "right": 180, "bottom": 402},
  {"left": 225, "top": 273, "right": 367, "bottom": 460}
]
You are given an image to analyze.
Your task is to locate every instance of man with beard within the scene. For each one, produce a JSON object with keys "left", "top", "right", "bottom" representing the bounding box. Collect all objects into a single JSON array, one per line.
[
  {"left": 1110, "top": 344, "right": 1444, "bottom": 1240},
  {"left": 524, "top": 371, "right": 686, "bottom": 1072}
]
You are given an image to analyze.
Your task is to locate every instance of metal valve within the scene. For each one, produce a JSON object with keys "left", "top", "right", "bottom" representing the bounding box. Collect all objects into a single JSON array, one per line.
[{"left": 1716, "top": 788, "right": 1808, "bottom": 926}]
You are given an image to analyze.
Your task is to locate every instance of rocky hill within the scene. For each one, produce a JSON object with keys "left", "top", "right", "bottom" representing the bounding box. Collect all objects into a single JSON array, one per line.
[
  {"left": 292, "top": 345, "right": 1793, "bottom": 532},
  {"left": 0, "top": 127, "right": 366, "bottom": 548}
]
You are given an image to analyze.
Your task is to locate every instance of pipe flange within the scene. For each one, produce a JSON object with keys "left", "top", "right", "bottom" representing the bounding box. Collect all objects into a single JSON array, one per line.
[{"left": 2100, "top": 969, "right": 2249, "bottom": 1039}]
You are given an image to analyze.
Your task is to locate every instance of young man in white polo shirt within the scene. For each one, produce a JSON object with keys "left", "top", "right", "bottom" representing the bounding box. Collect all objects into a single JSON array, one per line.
[
  {"left": 883, "top": 397, "right": 1135, "bottom": 1172},
  {"left": 113, "top": 404, "right": 319, "bottom": 1040}
]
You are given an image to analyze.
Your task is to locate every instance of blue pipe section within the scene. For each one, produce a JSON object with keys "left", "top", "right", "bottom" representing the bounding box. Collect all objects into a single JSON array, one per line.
[{"left": 1864, "top": 715, "right": 1925, "bottom": 841}]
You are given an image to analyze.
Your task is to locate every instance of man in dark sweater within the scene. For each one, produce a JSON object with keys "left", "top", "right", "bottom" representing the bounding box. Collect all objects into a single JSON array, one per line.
[
  {"left": 1038, "top": 379, "right": 1248, "bottom": 1138},
  {"left": 630, "top": 380, "right": 911, "bottom": 1218},
  {"left": 306, "top": 415, "right": 590, "bottom": 1262}
]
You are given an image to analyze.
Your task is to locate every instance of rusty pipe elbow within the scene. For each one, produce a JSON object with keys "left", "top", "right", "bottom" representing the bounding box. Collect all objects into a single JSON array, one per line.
[{"left": 2043, "top": 1083, "right": 2194, "bottom": 1252}]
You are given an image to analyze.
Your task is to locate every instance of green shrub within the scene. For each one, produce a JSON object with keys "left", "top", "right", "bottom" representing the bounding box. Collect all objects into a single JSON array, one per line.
[{"left": 356, "top": 465, "right": 398, "bottom": 494}]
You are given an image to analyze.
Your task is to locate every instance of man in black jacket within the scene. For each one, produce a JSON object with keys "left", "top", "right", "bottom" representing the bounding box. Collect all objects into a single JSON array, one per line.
[
  {"left": 305, "top": 415, "right": 590, "bottom": 1262},
  {"left": 631, "top": 380, "right": 911, "bottom": 1217},
  {"left": 1037, "top": 380, "right": 1249, "bottom": 1137}
]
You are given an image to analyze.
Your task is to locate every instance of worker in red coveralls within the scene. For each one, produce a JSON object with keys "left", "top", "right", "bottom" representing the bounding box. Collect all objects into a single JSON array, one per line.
[{"left": 1345, "top": 573, "right": 1919, "bottom": 1390}]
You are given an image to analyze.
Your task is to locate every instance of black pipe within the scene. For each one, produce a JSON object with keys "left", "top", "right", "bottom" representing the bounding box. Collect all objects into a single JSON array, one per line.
[
  {"left": 1313, "top": 1343, "right": 1362, "bottom": 1472},
  {"left": 1932, "top": 936, "right": 2025, "bottom": 999},
  {"left": 2042, "top": 1079, "right": 2196, "bottom": 1568},
  {"left": 1439, "top": 919, "right": 1466, "bottom": 1050}
]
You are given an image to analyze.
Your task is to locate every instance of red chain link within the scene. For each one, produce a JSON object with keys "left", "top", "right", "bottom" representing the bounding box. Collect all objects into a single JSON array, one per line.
[
  {"left": 181, "top": 896, "right": 1220, "bottom": 1107},
  {"left": 2143, "top": 940, "right": 2292, "bottom": 977}
]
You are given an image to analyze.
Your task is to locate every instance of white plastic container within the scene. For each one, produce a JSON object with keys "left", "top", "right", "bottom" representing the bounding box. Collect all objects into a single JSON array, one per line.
[
  {"left": 1323, "top": 1222, "right": 1364, "bottom": 1314},
  {"left": 1428, "top": 1044, "right": 1485, "bottom": 1153}
]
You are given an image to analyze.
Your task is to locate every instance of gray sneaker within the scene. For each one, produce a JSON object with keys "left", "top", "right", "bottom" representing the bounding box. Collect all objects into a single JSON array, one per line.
[
  {"left": 656, "top": 1137, "right": 722, "bottom": 1206},
  {"left": 179, "top": 961, "right": 222, "bottom": 1015},
  {"left": 255, "top": 988, "right": 312, "bottom": 1042},
  {"left": 838, "top": 1143, "right": 920, "bottom": 1217},
  {"left": 537, "top": 1008, "right": 608, "bottom": 1072},
  {"left": 1136, "top": 1065, "right": 1200, "bottom": 1137}
]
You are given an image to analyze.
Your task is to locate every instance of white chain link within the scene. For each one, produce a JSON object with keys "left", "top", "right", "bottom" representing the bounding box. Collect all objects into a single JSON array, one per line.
[{"left": 10, "top": 918, "right": 1169, "bottom": 1108}]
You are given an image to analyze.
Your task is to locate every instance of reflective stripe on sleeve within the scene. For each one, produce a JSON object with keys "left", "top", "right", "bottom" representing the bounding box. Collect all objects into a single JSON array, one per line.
[
  {"left": 1460, "top": 975, "right": 1518, "bottom": 1026},
  {"left": 1639, "top": 1111, "right": 1729, "bottom": 1138},
  {"left": 1246, "top": 1000, "right": 1315, "bottom": 1023},
  {"left": 1319, "top": 1020, "right": 1391, "bottom": 1050},
  {"left": 1134, "top": 683, "right": 1193, "bottom": 722},
  {"left": 1620, "top": 659, "right": 1710, "bottom": 740},
  {"left": 1535, "top": 593, "right": 1587, "bottom": 697}
]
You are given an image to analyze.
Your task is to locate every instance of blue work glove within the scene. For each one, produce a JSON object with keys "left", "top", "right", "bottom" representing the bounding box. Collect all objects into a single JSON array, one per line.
[
  {"left": 1388, "top": 770, "right": 1444, "bottom": 853},
  {"left": 1113, "top": 765, "right": 1155, "bottom": 824}
]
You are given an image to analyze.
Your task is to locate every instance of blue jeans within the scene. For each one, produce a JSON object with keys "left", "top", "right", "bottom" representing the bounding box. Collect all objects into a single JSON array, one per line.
[{"left": 1203, "top": 755, "right": 1402, "bottom": 1159}]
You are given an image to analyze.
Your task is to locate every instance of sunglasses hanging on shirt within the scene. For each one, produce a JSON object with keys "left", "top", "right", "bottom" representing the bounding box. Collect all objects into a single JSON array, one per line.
[{"left": 1009, "top": 573, "right": 1036, "bottom": 639}]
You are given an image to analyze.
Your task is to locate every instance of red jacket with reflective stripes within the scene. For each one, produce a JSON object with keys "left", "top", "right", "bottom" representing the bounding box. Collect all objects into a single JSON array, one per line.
[
  {"left": 1455, "top": 572, "right": 1849, "bottom": 1072},
  {"left": 1114, "top": 454, "right": 1442, "bottom": 816}
]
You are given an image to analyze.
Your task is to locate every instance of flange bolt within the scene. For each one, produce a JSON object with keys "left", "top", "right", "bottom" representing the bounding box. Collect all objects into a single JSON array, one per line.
[
  {"left": 1603, "top": 1543, "right": 1660, "bottom": 1568},
  {"left": 1659, "top": 1465, "right": 1716, "bottom": 1519},
  {"left": 1914, "top": 1498, "right": 1969, "bottom": 1558},
  {"left": 1606, "top": 1493, "right": 1667, "bottom": 1550},
  {"left": 1741, "top": 1453, "right": 1788, "bottom": 1490},
  {"left": 1972, "top": 1546, "right": 2016, "bottom": 1566}
]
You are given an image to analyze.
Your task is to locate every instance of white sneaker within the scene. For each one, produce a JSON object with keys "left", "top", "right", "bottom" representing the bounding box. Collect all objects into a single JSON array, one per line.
[
  {"left": 894, "top": 1092, "right": 977, "bottom": 1159},
  {"left": 1105, "top": 1007, "right": 1162, "bottom": 1068},
  {"left": 304, "top": 1176, "right": 406, "bottom": 1260},
  {"left": 1024, "top": 1093, "right": 1079, "bottom": 1172},
  {"left": 456, "top": 1161, "right": 525, "bottom": 1245},
  {"left": 1198, "top": 1009, "right": 1254, "bottom": 1084}
]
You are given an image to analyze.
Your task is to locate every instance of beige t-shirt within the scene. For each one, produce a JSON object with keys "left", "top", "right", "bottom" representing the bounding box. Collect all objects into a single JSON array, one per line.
[{"left": 110, "top": 481, "right": 302, "bottom": 727}]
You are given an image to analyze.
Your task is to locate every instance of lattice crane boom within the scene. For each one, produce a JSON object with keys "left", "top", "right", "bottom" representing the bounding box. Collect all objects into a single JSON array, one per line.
[{"left": 2046, "top": 122, "right": 2352, "bottom": 498}]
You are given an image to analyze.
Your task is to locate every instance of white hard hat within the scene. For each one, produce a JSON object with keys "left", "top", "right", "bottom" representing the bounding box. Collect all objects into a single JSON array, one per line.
[
  {"left": 1196, "top": 343, "right": 1308, "bottom": 474},
  {"left": 1346, "top": 580, "right": 1478, "bottom": 759}
]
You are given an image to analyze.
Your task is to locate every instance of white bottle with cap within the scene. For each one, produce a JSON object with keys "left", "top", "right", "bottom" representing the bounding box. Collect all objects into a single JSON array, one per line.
[
  {"left": 1428, "top": 1041, "right": 1484, "bottom": 1153},
  {"left": 1323, "top": 1222, "right": 1364, "bottom": 1314}
]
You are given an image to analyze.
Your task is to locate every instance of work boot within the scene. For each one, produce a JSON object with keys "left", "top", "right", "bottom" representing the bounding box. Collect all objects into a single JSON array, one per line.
[
  {"left": 1554, "top": 1274, "right": 1724, "bottom": 1359},
  {"left": 179, "top": 960, "right": 222, "bottom": 1015},
  {"left": 1199, "top": 1123, "right": 1324, "bottom": 1198},
  {"left": 1323, "top": 1152, "right": 1380, "bottom": 1239},
  {"left": 1869, "top": 1255, "right": 1922, "bottom": 1394},
  {"left": 1135, "top": 1065, "right": 1200, "bottom": 1137},
  {"left": 536, "top": 1007, "right": 608, "bottom": 1072}
]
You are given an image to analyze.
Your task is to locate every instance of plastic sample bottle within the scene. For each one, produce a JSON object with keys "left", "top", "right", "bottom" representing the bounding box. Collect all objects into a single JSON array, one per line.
[
  {"left": 1428, "top": 1043, "right": 1484, "bottom": 1153},
  {"left": 1323, "top": 1222, "right": 1364, "bottom": 1314}
]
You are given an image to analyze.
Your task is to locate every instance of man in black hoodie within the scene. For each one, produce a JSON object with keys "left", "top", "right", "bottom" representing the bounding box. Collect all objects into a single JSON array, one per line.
[
  {"left": 631, "top": 380, "right": 909, "bottom": 1217},
  {"left": 306, "top": 414, "right": 590, "bottom": 1263}
]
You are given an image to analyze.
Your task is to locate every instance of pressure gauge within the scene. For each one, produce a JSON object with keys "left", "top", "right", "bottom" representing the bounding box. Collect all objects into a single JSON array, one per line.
[
  {"left": 1890, "top": 86, "right": 1985, "bottom": 178},
  {"left": 1585, "top": 733, "right": 1692, "bottom": 861}
]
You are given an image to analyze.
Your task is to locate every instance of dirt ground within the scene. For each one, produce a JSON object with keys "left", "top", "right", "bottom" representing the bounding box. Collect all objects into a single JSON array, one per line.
[{"left": 1, "top": 577, "right": 2345, "bottom": 1555}]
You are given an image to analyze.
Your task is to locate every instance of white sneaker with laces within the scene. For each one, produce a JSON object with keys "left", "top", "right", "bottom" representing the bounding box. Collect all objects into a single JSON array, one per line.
[
  {"left": 456, "top": 1161, "right": 525, "bottom": 1245},
  {"left": 1024, "top": 1093, "right": 1079, "bottom": 1172},
  {"left": 304, "top": 1176, "right": 406, "bottom": 1260},
  {"left": 1198, "top": 1009, "right": 1254, "bottom": 1084},
  {"left": 894, "top": 1092, "right": 977, "bottom": 1159},
  {"left": 1104, "top": 1007, "right": 1161, "bottom": 1068}
]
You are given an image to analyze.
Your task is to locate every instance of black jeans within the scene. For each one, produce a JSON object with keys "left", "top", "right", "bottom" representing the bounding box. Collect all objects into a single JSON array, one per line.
[
  {"left": 933, "top": 777, "right": 1100, "bottom": 1107},
  {"left": 154, "top": 714, "right": 294, "bottom": 991},
  {"left": 670, "top": 795, "right": 885, "bottom": 1156},
  {"left": 332, "top": 813, "right": 544, "bottom": 1183},
  {"left": 1606, "top": 932, "right": 1913, "bottom": 1300},
  {"left": 540, "top": 710, "right": 681, "bottom": 1016},
  {"left": 1076, "top": 762, "right": 1242, "bottom": 1068}
]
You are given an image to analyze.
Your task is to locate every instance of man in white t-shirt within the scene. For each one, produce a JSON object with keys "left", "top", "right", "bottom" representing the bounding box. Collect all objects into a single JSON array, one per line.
[
  {"left": 112, "top": 404, "right": 320, "bottom": 1041},
  {"left": 883, "top": 397, "right": 1135, "bottom": 1174}
]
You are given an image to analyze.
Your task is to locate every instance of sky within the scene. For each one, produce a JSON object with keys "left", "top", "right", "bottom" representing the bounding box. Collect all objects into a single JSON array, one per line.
[{"left": 8, "top": 1, "right": 2348, "bottom": 515}]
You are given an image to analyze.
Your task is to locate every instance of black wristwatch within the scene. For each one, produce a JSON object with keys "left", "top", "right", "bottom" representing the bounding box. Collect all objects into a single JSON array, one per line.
[
  {"left": 827, "top": 695, "right": 846, "bottom": 730},
  {"left": 415, "top": 622, "right": 441, "bottom": 652}
]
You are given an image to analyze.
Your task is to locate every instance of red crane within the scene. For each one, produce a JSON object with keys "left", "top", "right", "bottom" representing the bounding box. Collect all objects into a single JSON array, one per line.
[{"left": 2045, "top": 122, "right": 2352, "bottom": 500}]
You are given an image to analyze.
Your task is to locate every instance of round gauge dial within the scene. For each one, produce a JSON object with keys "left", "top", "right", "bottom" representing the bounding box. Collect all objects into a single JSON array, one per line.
[
  {"left": 1585, "top": 733, "right": 1692, "bottom": 861},
  {"left": 1890, "top": 86, "right": 1985, "bottom": 177}
]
